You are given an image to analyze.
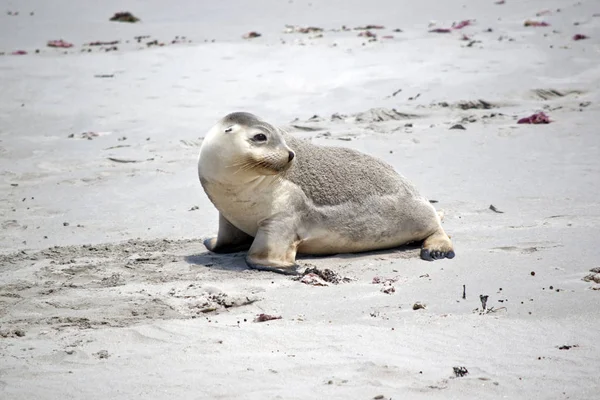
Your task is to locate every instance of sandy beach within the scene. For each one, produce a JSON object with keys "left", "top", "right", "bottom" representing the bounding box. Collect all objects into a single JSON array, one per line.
[{"left": 1, "top": 0, "right": 600, "bottom": 399}]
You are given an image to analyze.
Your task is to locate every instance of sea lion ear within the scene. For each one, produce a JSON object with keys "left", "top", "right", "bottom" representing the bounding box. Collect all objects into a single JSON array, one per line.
[{"left": 224, "top": 126, "right": 233, "bottom": 133}]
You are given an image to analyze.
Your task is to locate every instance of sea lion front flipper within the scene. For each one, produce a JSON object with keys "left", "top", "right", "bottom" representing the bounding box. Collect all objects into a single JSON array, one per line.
[
  {"left": 204, "top": 213, "right": 254, "bottom": 253},
  {"left": 246, "top": 214, "right": 301, "bottom": 275}
]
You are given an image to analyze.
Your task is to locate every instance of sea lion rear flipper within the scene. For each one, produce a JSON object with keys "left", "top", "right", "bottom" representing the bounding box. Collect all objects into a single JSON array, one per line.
[
  {"left": 246, "top": 214, "right": 301, "bottom": 275},
  {"left": 420, "top": 228, "right": 455, "bottom": 261}
]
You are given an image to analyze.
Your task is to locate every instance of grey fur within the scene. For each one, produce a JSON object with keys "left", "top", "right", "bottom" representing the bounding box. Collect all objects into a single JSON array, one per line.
[
  {"left": 282, "top": 133, "right": 421, "bottom": 206},
  {"left": 222, "top": 112, "right": 262, "bottom": 127}
]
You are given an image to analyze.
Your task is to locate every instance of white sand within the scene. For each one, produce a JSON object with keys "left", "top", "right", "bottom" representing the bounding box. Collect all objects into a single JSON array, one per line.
[{"left": 1, "top": 0, "right": 600, "bottom": 398}]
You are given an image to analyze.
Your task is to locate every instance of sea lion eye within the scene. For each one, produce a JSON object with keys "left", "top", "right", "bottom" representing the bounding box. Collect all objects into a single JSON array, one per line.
[
  {"left": 252, "top": 133, "right": 267, "bottom": 142},
  {"left": 224, "top": 127, "right": 233, "bottom": 133}
]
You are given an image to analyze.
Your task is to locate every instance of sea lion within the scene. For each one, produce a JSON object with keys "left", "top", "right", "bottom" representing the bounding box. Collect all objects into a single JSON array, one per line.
[{"left": 198, "top": 112, "right": 454, "bottom": 275}]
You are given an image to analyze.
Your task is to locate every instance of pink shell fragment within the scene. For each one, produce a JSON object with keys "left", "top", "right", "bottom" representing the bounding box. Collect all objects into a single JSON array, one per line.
[
  {"left": 11, "top": 50, "right": 27, "bottom": 55},
  {"left": 573, "top": 34, "right": 589, "bottom": 41},
  {"left": 452, "top": 20, "right": 473, "bottom": 30},
  {"left": 517, "top": 112, "right": 551, "bottom": 124},
  {"left": 254, "top": 313, "right": 282, "bottom": 322},
  {"left": 47, "top": 40, "right": 74, "bottom": 48}
]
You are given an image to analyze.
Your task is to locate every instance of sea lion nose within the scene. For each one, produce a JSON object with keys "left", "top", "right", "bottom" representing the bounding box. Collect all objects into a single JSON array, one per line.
[{"left": 288, "top": 151, "right": 295, "bottom": 162}]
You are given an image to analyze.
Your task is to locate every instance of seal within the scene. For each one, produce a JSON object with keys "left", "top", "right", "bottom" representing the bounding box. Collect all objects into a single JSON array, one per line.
[{"left": 198, "top": 112, "right": 455, "bottom": 275}]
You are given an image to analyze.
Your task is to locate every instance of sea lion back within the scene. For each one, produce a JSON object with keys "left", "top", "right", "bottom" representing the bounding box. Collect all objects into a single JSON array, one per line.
[{"left": 283, "top": 134, "right": 419, "bottom": 207}]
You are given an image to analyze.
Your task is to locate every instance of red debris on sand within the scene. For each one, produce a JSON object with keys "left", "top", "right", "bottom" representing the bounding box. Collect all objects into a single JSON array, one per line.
[
  {"left": 429, "top": 28, "right": 452, "bottom": 33},
  {"left": 524, "top": 20, "right": 550, "bottom": 27},
  {"left": 11, "top": 50, "right": 27, "bottom": 55},
  {"left": 452, "top": 20, "right": 473, "bottom": 30},
  {"left": 573, "top": 34, "right": 589, "bottom": 41},
  {"left": 243, "top": 31, "right": 261, "bottom": 39},
  {"left": 517, "top": 112, "right": 551, "bottom": 124},
  {"left": 382, "top": 35, "right": 394, "bottom": 39},
  {"left": 299, "top": 273, "right": 329, "bottom": 286},
  {"left": 47, "top": 40, "right": 73, "bottom": 48},
  {"left": 254, "top": 314, "right": 282, "bottom": 322},
  {"left": 536, "top": 10, "right": 552, "bottom": 17},
  {"left": 460, "top": 34, "right": 471, "bottom": 41},
  {"left": 358, "top": 30, "right": 377, "bottom": 38}
]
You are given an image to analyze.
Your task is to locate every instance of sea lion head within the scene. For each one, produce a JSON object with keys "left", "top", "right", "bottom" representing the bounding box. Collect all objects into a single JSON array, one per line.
[{"left": 200, "top": 112, "right": 295, "bottom": 180}]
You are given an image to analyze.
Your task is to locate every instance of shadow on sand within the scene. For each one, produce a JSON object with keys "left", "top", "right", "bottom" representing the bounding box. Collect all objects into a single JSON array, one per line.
[
  {"left": 184, "top": 242, "right": 422, "bottom": 272},
  {"left": 300, "top": 242, "right": 422, "bottom": 262},
  {"left": 184, "top": 251, "right": 250, "bottom": 272}
]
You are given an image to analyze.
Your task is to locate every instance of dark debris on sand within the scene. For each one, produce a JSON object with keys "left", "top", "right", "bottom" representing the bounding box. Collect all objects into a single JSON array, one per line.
[
  {"left": 295, "top": 267, "right": 351, "bottom": 285},
  {"left": 110, "top": 12, "right": 140, "bottom": 23}
]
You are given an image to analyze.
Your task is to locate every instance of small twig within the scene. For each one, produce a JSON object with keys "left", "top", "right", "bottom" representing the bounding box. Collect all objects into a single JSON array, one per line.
[
  {"left": 485, "top": 306, "right": 506, "bottom": 314},
  {"left": 103, "top": 145, "right": 131, "bottom": 150},
  {"left": 108, "top": 157, "right": 141, "bottom": 163},
  {"left": 462, "top": 284, "right": 466, "bottom": 300},
  {"left": 479, "top": 294, "right": 489, "bottom": 310},
  {"left": 489, "top": 204, "right": 504, "bottom": 213}
]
